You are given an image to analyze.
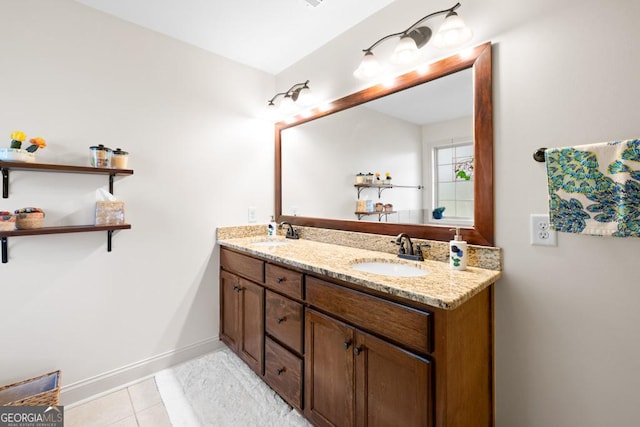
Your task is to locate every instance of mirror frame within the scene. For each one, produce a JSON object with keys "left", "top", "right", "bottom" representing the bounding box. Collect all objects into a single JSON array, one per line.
[{"left": 275, "top": 42, "right": 493, "bottom": 246}]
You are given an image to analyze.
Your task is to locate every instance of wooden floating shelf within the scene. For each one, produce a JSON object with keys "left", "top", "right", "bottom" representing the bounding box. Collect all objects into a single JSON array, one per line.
[
  {"left": 0, "top": 160, "right": 133, "bottom": 175},
  {"left": 1, "top": 160, "right": 133, "bottom": 199},
  {"left": 0, "top": 224, "right": 131, "bottom": 238},
  {"left": 1, "top": 224, "right": 131, "bottom": 263}
]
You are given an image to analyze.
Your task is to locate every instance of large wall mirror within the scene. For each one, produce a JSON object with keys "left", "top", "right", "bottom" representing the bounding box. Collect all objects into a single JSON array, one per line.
[{"left": 276, "top": 42, "right": 493, "bottom": 246}]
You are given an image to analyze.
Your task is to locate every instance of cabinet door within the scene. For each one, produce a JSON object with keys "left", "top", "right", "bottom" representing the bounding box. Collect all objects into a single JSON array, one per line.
[
  {"left": 305, "top": 309, "right": 355, "bottom": 427},
  {"left": 355, "top": 330, "right": 432, "bottom": 427},
  {"left": 238, "top": 277, "right": 265, "bottom": 376},
  {"left": 220, "top": 270, "right": 240, "bottom": 350}
]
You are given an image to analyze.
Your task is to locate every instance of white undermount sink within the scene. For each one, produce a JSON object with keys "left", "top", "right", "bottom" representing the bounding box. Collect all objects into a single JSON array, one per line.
[
  {"left": 249, "top": 240, "right": 289, "bottom": 247},
  {"left": 350, "top": 260, "right": 429, "bottom": 277}
]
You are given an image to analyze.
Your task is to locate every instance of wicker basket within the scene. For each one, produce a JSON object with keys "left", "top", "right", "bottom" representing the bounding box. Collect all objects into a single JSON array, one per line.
[
  {"left": 15, "top": 211, "right": 45, "bottom": 230},
  {"left": 0, "top": 370, "right": 60, "bottom": 406},
  {"left": 0, "top": 215, "right": 15, "bottom": 231}
]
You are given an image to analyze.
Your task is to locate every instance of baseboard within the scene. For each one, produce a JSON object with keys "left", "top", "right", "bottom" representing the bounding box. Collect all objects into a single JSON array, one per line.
[{"left": 61, "top": 336, "right": 224, "bottom": 406}]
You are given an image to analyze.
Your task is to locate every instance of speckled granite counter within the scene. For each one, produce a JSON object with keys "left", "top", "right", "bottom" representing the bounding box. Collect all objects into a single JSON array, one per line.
[{"left": 217, "top": 233, "right": 502, "bottom": 310}]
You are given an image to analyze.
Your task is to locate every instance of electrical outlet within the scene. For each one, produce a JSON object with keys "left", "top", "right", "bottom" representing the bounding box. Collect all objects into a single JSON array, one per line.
[
  {"left": 248, "top": 206, "right": 257, "bottom": 223},
  {"left": 530, "top": 214, "right": 557, "bottom": 246}
]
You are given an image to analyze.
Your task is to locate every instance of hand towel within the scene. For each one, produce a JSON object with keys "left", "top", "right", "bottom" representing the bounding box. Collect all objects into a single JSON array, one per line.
[{"left": 545, "top": 139, "right": 640, "bottom": 237}]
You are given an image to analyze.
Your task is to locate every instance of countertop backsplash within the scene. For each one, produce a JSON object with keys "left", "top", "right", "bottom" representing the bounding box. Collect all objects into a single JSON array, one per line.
[{"left": 217, "top": 224, "right": 502, "bottom": 272}]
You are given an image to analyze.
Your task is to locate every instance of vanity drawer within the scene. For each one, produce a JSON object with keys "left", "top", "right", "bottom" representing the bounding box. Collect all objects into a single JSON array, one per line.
[
  {"left": 266, "top": 290, "right": 304, "bottom": 354},
  {"left": 306, "top": 276, "right": 432, "bottom": 354},
  {"left": 265, "top": 264, "right": 303, "bottom": 300},
  {"left": 220, "top": 248, "right": 264, "bottom": 283},
  {"left": 264, "top": 336, "right": 303, "bottom": 411}
]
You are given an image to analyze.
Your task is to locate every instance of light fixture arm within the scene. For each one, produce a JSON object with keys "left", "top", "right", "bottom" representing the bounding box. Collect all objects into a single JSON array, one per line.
[
  {"left": 268, "top": 80, "right": 310, "bottom": 105},
  {"left": 361, "top": 2, "right": 461, "bottom": 53}
]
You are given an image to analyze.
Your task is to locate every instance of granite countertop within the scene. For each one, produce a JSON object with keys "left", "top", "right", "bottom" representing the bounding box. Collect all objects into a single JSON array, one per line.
[{"left": 218, "top": 235, "right": 501, "bottom": 310}]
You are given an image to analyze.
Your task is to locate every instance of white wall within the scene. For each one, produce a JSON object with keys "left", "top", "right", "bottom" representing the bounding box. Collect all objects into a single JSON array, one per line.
[
  {"left": 278, "top": 0, "right": 640, "bottom": 425},
  {"left": 0, "top": 0, "right": 274, "bottom": 402}
]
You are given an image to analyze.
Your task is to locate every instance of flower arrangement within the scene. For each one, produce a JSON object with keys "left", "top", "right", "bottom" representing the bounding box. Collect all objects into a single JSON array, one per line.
[{"left": 9, "top": 131, "right": 46, "bottom": 152}]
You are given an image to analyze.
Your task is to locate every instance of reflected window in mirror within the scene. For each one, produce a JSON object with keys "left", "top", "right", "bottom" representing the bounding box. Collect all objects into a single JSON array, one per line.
[{"left": 432, "top": 141, "right": 474, "bottom": 225}]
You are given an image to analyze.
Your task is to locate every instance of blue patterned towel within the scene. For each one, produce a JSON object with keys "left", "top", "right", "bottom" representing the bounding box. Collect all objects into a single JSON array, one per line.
[{"left": 545, "top": 139, "right": 640, "bottom": 237}]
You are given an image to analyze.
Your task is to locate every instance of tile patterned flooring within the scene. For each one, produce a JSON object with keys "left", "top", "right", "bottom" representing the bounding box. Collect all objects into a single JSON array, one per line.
[{"left": 65, "top": 377, "right": 171, "bottom": 427}]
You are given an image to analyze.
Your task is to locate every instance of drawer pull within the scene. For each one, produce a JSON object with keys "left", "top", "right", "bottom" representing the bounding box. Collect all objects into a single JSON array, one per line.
[
  {"left": 276, "top": 277, "right": 285, "bottom": 283},
  {"left": 277, "top": 367, "right": 285, "bottom": 376},
  {"left": 276, "top": 317, "right": 286, "bottom": 324},
  {"left": 343, "top": 340, "right": 352, "bottom": 350},
  {"left": 233, "top": 286, "right": 241, "bottom": 292},
  {"left": 354, "top": 346, "right": 363, "bottom": 356}
]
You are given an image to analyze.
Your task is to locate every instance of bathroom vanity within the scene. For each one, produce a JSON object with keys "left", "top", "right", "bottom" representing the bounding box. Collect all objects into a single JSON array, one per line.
[{"left": 218, "top": 233, "right": 501, "bottom": 427}]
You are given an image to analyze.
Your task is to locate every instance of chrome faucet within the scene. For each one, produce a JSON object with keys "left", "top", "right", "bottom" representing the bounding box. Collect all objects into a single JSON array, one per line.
[
  {"left": 395, "top": 233, "right": 414, "bottom": 256},
  {"left": 393, "top": 233, "right": 428, "bottom": 261},
  {"left": 279, "top": 221, "right": 299, "bottom": 239}
]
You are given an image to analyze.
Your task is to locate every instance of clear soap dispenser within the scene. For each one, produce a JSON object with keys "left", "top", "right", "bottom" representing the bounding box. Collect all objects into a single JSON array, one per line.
[
  {"left": 268, "top": 215, "right": 277, "bottom": 237},
  {"left": 449, "top": 228, "right": 468, "bottom": 271}
]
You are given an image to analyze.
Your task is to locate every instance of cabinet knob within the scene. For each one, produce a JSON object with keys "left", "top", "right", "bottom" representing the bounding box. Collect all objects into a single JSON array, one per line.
[
  {"left": 276, "top": 277, "right": 285, "bottom": 283},
  {"left": 343, "top": 341, "right": 352, "bottom": 349},
  {"left": 276, "top": 317, "right": 286, "bottom": 324},
  {"left": 277, "top": 368, "right": 285, "bottom": 376},
  {"left": 233, "top": 286, "right": 241, "bottom": 292},
  {"left": 354, "top": 346, "right": 363, "bottom": 356}
]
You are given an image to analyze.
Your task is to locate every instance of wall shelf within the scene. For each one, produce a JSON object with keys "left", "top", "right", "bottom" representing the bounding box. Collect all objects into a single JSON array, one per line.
[
  {"left": 1, "top": 160, "right": 133, "bottom": 198},
  {"left": 1, "top": 224, "right": 131, "bottom": 263},
  {"left": 355, "top": 211, "right": 397, "bottom": 221},
  {"left": 354, "top": 182, "right": 393, "bottom": 198},
  {"left": 0, "top": 160, "right": 134, "bottom": 263}
]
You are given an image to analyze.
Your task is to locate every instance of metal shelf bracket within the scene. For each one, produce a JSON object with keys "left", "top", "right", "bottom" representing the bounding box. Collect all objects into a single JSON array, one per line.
[
  {"left": 2, "top": 168, "right": 8, "bottom": 199},
  {"left": 1, "top": 237, "right": 7, "bottom": 263}
]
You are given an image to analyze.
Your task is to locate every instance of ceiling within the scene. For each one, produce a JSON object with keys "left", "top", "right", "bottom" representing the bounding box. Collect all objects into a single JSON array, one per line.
[{"left": 75, "top": 0, "right": 395, "bottom": 75}]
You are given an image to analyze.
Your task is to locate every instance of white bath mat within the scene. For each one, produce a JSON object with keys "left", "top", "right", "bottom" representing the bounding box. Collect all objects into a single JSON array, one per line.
[{"left": 156, "top": 347, "right": 309, "bottom": 426}]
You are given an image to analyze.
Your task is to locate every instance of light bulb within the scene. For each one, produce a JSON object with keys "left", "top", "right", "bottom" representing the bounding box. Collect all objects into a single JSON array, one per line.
[
  {"left": 391, "top": 35, "right": 419, "bottom": 64},
  {"left": 433, "top": 12, "right": 472, "bottom": 49},
  {"left": 296, "top": 86, "right": 315, "bottom": 106},
  {"left": 353, "top": 51, "right": 382, "bottom": 80},
  {"left": 280, "top": 95, "right": 296, "bottom": 114}
]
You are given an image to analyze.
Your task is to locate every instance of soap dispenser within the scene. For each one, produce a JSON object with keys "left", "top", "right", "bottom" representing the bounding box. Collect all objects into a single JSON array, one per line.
[
  {"left": 449, "top": 228, "right": 468, "bottom": 271},
  {"left": 267, "top": 215, "right": 277, "bottom": 237}
]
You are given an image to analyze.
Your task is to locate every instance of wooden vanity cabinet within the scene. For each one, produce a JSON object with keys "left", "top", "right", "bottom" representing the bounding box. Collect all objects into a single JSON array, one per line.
[
  {"left": 220, "top": 251, "right": 265, "bottom": 376},
  {"left": 219, "top": 247, "right": 494, "bottom": 427},
  {"left": 219, "top": 270, "right": 265, "bottom": 376},
  {"left": 304, "top": 279, "right": 433, "bottom": 427},
  {"left": 263, "top": 266, "right": 305, "bottom": 410},
  {"left": 220, "top": 247, "right": 305, "bottom": 410}
]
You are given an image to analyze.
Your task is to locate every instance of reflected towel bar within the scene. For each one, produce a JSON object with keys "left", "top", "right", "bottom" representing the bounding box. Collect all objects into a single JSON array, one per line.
[{"left": 533, "top": 148, "right": 547, "bottom": 162}]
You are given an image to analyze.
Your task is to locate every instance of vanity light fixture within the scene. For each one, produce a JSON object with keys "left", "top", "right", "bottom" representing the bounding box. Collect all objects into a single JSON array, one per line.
[
  {"left": 353, "top": 2, "right": 472, "bottom": 80},
  {"left": 267, "top": 80, "right": 314, "bottom": 115}
]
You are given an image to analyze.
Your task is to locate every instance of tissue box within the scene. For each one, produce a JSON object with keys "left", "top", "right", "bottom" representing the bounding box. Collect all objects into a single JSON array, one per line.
[{"left": 95, "top": 201, "right": 125, "bottom": 225}]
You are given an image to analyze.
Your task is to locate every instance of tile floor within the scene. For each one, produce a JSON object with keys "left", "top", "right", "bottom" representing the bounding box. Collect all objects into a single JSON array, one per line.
[{"left": 64, "top": 377, "right": 171, "bottom": 427}]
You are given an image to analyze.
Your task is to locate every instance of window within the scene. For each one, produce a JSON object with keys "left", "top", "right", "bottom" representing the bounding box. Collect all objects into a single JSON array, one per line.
[{"left": 433, "top": 142, "right": 474, "bottom": 221}]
